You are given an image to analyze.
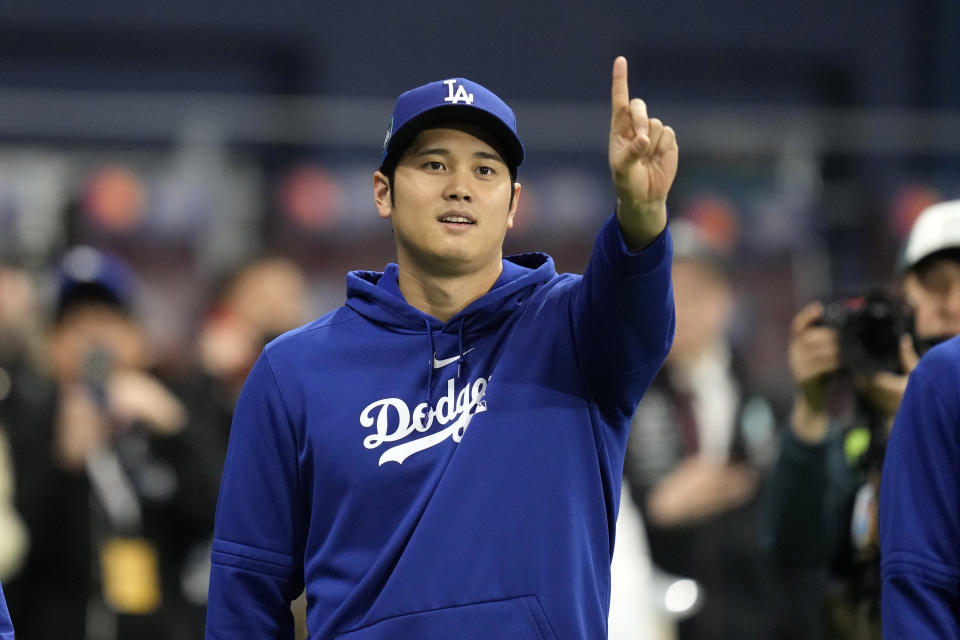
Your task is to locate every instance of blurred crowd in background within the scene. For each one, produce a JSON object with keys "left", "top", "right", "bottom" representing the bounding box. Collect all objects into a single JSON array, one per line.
[{"left": 2, "top": 1, "right": 960, "bottom": 639}]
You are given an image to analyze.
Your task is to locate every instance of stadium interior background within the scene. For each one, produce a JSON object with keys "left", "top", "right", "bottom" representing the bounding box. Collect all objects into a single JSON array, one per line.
[{"left": 1, "top": 0, "right": 959, "bottom": 405}]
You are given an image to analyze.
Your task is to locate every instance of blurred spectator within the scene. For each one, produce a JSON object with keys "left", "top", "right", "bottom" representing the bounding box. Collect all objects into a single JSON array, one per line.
[
  {"left": 0, "top": 259, "right": 35, "bottom": 582},
  {"left": 183, "top": 255, "right": 311, "bottom": 444},
  {"left": 879, "top": 204, "right": 960, "bottom": 638},
  {"left": 0, "top": 257, "right": 45, "bottom": 367},
  {"left": 174, "top": 254, "right": 312, "bottom": 638},
  {"left": 0, "top": 427, "right": 27, "bottom": 582},
  {"left": 3, "top": 246, "right": 221, "bottom": 640},
  {"left": 618, "top": 217, "right": 779, "bottom": 639},
  {"left": 764, "top": 199, "right": 960, "bottom": 639}
]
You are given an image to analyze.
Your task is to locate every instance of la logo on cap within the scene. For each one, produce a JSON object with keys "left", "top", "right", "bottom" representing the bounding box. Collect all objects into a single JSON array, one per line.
[{"left": 443, "top": 79, "right": 474, "bottom": 105}]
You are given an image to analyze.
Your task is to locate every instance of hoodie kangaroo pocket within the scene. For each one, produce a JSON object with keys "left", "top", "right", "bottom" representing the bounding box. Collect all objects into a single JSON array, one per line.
[{"left": 334, "top": 595, "right": 555, "bottom": 640}]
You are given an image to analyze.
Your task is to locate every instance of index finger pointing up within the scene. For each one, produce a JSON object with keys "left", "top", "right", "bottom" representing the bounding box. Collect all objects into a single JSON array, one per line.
[{"left": 611, "top": 56, "right": 631, "bottom": 132}]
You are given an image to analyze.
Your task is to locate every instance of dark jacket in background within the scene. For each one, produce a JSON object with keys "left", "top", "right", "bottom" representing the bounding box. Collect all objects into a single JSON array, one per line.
[
  {"left": 762, "top": 414, "right": 881, "bottom": 640},
  {"left": 623, "top": 367, "right": 783, "bottom": 640},
  {"left": 1, "top": 359, "right": 223, "bottom": 640}
]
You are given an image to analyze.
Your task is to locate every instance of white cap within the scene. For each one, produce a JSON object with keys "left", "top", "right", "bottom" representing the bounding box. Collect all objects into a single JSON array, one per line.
[{"left": 900, "top": 199, "right": 960, "bottom": 273}]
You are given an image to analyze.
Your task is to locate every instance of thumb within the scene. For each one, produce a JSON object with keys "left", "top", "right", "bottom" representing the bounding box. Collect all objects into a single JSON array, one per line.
[{"left": 900, "top": 334, "right": 920, "bottom": 375}]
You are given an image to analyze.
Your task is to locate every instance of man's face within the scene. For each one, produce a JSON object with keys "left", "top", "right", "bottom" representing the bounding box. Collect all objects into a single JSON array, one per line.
[
  {"left": 903, "top": 257, "right": 960, "bottom": 339},
  {"left": 373, "top": 126, "right": 520, "bottom": 277},
  {"left": 50, "top": 304, "right": 148, "bottom": 384}
]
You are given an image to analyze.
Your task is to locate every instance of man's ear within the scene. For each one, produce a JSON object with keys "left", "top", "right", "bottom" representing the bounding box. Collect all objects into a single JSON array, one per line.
[
  {"left": 373, "top": 171, "right": 392, "bottom": 219},
  {"left": 506, "top": 182, "right": 521, "bottom": 230}
]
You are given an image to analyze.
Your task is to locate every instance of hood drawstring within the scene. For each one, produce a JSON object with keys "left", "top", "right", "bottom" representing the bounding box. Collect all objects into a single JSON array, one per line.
[
  {"left": 424, "top": 318, "right": 436, "bottom": 405},
  {"left": 456, "top": 320, "right": 466, "bottom": 381},
  {"left": 425, "top": 319, "right": 468, "bottom": 401}
]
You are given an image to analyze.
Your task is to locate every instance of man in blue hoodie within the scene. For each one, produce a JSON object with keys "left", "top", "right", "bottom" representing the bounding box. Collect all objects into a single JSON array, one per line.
[{"left": 206, "top": 57, "right": 677, "bottom": 639}]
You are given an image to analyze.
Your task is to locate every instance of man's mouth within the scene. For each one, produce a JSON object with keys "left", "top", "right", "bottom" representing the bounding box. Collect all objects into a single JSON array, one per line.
[{"left": 439, "top": 214, "right": 475, "bottom": 225}]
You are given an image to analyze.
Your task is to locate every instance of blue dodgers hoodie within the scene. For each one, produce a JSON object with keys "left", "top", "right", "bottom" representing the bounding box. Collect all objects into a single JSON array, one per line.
[
  {"left": 880, "top": 334, "right": 960, "bottom": 638},
  {"left": 207, "top": 215, "right": 675, "bottom": 640}
]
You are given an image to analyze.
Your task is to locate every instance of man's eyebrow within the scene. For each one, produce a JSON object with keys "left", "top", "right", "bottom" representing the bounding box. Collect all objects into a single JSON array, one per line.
[
  {"left": 474, "top": 150, "right": 505, "bottom": 164},
  {"left": 414, "top": 147, "right": 451, "bottom": 157},
  {"left": 412, "top": 148, "right": 505, "bottom": 164}
]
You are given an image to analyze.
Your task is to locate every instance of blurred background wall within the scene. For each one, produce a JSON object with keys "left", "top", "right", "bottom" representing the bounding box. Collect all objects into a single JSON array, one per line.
[{"left": 1, "top": 0, "right": 958, "bottom": 398}]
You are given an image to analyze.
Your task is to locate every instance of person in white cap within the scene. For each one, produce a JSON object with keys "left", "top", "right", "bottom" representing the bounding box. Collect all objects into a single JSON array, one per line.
[
  {"left": 897, "top": 200, "right": 960, "bottom": 351},
  {"left": 879, "top": 199, "right": 960, "bottom": 638},
  {"left": 764, "top": 199, "right": 960, "bottom": 639}
]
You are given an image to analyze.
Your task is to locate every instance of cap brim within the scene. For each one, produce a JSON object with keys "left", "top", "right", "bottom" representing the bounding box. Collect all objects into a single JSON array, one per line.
[{"left": 380, "top": 105, "right": 524, "bottom": 173}]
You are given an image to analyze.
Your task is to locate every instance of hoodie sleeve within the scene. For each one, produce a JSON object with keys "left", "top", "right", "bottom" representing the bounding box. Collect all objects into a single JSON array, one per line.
[
  {"left": 571, "top": 213, "right": 675, "bottom": 422},
  {"left": 880, "top": 344, "right": 960, "bottom": 639},
  {"left": 206, "top": 351, "right": 307, "bottom": 639},
  {"left": 0, "top": 583, "right": 13, "bottom": 640}
]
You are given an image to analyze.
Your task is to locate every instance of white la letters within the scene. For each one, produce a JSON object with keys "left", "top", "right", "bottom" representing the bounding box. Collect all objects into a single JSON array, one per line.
[{"left": 443, "top": 79, "right": 474, "bottom": 105}]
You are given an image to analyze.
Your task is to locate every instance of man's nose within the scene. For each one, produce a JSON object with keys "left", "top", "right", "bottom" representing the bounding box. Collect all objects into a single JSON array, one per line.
[{"left": 443, "top": 171, "right": 472, "bottom": 202}]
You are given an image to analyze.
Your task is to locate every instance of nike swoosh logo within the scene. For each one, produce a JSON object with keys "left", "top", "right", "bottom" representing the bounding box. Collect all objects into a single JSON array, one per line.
[{"left": 433, "top": 348, "right": 476, "bottom": 369}]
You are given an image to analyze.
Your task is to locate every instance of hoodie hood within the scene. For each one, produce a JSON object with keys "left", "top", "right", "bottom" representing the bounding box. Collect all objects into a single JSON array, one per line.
[
  {"left": 345, "top": 253, "right": 556, "bottom": 336},
  {"left": 345, "top": 253, "right": 557, "bottom": 406}
]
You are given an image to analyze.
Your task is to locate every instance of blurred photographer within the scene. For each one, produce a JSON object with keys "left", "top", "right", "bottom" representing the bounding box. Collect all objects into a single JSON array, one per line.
[
  {"left": 3, "top": 247, "right": 220, "bottom": 640},
  {"left": 763, "top": 200, "right": 960, "bottom": 639}
]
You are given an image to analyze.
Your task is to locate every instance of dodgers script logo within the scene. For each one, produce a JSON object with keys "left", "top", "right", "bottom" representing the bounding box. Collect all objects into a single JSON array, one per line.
[
  {"left": 360, "top": 376, "right": 487, "bottom": 466},
  {"left": 443, "top": 79, "right": 474, "bottom": 105}
]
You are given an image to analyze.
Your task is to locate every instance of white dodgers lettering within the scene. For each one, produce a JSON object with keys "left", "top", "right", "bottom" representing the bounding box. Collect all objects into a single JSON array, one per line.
[
  {"left": 443, "top": 79, "right": 474, "bottom": 105},
  {"left": 360, "top": 376, "right": 488, "bottom": 466}
]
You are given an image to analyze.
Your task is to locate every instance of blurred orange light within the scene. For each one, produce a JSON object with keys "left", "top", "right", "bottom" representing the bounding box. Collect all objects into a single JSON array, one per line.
[
  {"left": 280, "top": 165, "right": 342, "bottom": 231},
  {"left": 682, "top": 195, "right": 740, "bottom": 254},
  {"left": 82, "top": 166, "right": 146, "bottom": 232},
  {"left": 889, "top": 183, "right": 943, "bottom": 239}
]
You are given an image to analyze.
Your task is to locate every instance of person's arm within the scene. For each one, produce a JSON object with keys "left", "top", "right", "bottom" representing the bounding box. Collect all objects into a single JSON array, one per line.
[
  {"left": 758, "top": 302, "right": 850, "bottom": 562},
  {"left": 205, "top": 351, "right": 306, "bottom": 639},
  {"left": 571, "top": 57, "right": 677, "bottom": 421},
  {"left": 760, "top": 424, "right": 853, "bottom": 565},
  {"left": 880, "top": 345, "right": 960, "bottom": 638},
  {"left": 608, "top": 57, "right": 676, "bottom": 252}
]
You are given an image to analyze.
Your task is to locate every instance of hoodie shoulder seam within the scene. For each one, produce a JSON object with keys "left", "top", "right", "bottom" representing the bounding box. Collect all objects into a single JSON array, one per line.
[{"left": 266, "top": 308, "right": 363, "bottom": 349}]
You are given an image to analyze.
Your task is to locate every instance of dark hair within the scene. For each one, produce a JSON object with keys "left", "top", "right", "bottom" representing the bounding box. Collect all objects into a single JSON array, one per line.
[
  {"left": 911, "top": 248, "right": 960, "bottom": 277},
  {"left": 55, "top": 282, "right": 129, "bottom": 323}
]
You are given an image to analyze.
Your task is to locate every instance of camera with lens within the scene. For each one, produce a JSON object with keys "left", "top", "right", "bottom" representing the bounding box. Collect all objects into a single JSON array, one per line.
[{"left": 819, "top": 290, "right": 914, "bottom": 375}]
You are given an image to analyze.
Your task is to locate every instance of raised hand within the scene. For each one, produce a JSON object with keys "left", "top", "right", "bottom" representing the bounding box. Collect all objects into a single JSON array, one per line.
[
  {"left": 788, "top": 301, "right": 841, "bottom": 443},
  {"left": 609, "top": 56, "right": 678, "bottom": 250}
]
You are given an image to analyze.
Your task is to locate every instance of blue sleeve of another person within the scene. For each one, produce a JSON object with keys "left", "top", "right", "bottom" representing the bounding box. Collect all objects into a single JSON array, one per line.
[
  {"left": 880, "top": 335, "right": 960, "bottom": 639},
  {"left": 0, "top": 583, "right": 13, "bottom": 640}
]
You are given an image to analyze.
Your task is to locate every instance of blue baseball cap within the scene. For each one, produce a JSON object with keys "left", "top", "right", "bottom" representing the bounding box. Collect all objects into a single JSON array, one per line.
[
  {"left": 55, "top": 246, "right": 136, "bottom": 321},
  {"left": 379, "top": 77, "right": 524, "bottom": 174}
]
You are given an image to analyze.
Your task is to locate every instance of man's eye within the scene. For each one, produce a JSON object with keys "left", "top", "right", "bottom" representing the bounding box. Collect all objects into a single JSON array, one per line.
[
  {"left": 476, "top": 166, "right": 494, "bottom": 176},
  {"left": 425, "top": 161, "right": 445, "bottom": 170}
]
